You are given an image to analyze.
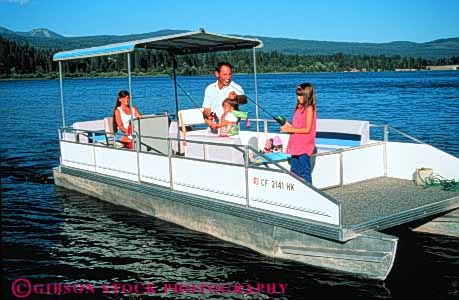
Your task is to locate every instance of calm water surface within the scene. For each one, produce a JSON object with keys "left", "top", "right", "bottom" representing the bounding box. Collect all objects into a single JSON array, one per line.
[{"left": 1, "top": 71, "right": 458, "bottom": 299}]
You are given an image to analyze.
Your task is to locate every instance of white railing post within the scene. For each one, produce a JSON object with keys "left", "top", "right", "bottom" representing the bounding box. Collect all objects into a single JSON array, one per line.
[
  {"left": 93, "top": 140, "right": 97, "bottom": 173},
  {"left": 383, "top": 124, "right": 388, "bottom": 176},
  {"left": 384, "top": 124, "right": 389, "bottom": 142},
  {"left": 168, "top": 138, "right": 174, "bottom": 190},
  {"left": 244, "top": 145, "right": 250, "bottom": 207},
  {"left": 137, "top": 133, "right": 141, "bottom": 182},
  {"left": 339, "top": 152, "right": 344, "bottom": 186}
]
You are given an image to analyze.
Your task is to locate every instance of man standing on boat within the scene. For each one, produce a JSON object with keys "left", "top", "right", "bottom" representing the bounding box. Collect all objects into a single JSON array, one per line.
[{"left": 202, "top": 62, "right": 245, "bottom": 126}]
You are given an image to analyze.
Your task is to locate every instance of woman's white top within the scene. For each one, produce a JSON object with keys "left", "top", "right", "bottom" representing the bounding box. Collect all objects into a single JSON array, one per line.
[{"left": 118, "top": 106, "right": 132, "bottom": 129}]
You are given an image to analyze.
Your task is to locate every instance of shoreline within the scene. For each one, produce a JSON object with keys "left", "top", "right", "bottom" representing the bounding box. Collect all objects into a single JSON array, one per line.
[{"left": 2, "top": 69, "right": 455, "bottom": 81}]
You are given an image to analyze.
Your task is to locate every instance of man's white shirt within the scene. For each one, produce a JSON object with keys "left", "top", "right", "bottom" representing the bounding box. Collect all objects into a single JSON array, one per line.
[{"left": 202, "top": 81, "right": 244, "bottom": 118}]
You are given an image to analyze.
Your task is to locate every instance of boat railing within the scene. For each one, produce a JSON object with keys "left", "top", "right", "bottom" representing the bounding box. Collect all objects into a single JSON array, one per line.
[
  {"left": 59, "top": 126, "right": 132, "bottom": 145},
  {"left": 59, "top": 122, "right": 443, "bottom": 223},
  {"left": 370, "top": 124, "right": 426, "bottom": 145},
  {"left": 245, "top": 118, "right": 279, "bottom": 134},
  {"left": 58, "top": 126, "right": 341, "bottom": 216},
  {"left": 57, "top": 121, "right": 399, "bottom": 185},
  {"left": 370, "top": 123, "right": 446, "bottom": 156},
  {"left": 58, "top": 121, "right": 439, "bottom": 195},
  {"left": 59, "top": 121, "right": 428, "bottom": 147},
  {"left": 254, "top": 119, "right": 426, "bottom": 146}
]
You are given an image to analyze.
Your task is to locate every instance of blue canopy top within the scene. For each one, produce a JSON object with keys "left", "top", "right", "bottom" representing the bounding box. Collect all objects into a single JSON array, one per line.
[{"left": 53, "top": 29, "right": 263, "bottom": 61}]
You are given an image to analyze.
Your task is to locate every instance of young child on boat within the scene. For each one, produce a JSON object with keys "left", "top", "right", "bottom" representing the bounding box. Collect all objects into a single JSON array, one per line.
[
  {"left": 280, "top": 83, "right": 317, "bottom": 184},
  {"left": 207, "top": 98, "right": 248, "bottom": 136}
]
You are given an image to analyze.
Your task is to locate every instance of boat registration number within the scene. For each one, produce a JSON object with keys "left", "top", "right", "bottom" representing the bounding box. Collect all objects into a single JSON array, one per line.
[{"left": 253, "top": 177, "right": 295, "bottom": 191}]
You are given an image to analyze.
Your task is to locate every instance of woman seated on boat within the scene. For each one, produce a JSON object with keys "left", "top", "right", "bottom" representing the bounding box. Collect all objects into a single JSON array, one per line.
[
  {"left": 112, "top": 90, "right": 141, "bottom": 146},
  {"left": 207, "top": 98, "right": 247, "bottom": 137},
  {"left": 280, "top": 83, "right": 317, "bottom": 184}
]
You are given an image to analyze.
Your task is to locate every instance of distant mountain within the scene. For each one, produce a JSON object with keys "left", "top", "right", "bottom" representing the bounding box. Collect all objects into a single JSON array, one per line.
[
  {"left": 0, "top": 26, "right": 15, "bottom": 35},
  {"left": 0, "top": 27, "right": 63, "bottom": 39},
  {"left": 24, "top": 28, "right": 64, "bottom": 39},
  {"left": 251, "top": 36, "right": 459, "bottom": 59},
  {"left": 1, "top": 26, "right": 458, "bottom": 59},
  {"left": 0, "top": 26, "right": 187, "bottom": 49}
]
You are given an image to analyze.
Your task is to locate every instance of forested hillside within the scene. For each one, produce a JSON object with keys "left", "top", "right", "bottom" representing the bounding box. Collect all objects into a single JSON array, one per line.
[{"left": 1, "top": 27, "right": 458, "bottom": 79}]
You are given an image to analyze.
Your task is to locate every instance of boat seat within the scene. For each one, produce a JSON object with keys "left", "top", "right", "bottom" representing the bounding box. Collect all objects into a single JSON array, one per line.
[
  {"left": 317, "top": 119, "right": 369, "bottom": 144},
  {"left": 178, "top": 108, "right": 205, "bottom": 143},
  {"left": 105, "top": 117, "right": 126, "bottom": 148},
  {"left": 132, "top": 114, "right": 170, "bottom": 154},
  {"left": 91, "top": 117, "right": 126, "bottom": 148},
  {"left": 72, "top": 119, "right": 105, "bottom": 143}
]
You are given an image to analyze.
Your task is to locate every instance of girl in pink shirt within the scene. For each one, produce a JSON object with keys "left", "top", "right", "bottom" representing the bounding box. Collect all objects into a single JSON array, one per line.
[{"left": 281, "top": 83, "right": 317, "bottom": 184}]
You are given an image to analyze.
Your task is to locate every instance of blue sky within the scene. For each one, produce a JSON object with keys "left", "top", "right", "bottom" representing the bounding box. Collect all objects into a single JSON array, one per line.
[{"left": 1, "top": 0, "right": 458, "bottom": 43}]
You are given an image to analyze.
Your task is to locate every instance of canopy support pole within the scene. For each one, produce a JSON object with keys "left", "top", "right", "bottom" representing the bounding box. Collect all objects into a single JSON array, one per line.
[
  {"left": 171, "top": 55, "right": 180, "bottom": 154},
  {"left": 252, "top": 47, "right": 260, "bottom": 135},
  {"left": 126, "top": 52, "right": 137, "bottom": 150},
  {"left": 127, "top": 53, "right": 133, "bottom": 123},
  {"left": 58, "top": 61, "right": 66, "bottom": 128}
]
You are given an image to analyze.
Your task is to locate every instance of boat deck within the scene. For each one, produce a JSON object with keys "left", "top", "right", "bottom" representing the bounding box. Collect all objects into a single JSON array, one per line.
[{"left": 324, "top": 177, "right": 459, "bottom": 228}]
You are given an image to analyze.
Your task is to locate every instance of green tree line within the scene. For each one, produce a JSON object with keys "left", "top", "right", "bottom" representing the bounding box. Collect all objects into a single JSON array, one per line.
[{"left": 1, "top": 37, "right": 458, "bottom": 79}]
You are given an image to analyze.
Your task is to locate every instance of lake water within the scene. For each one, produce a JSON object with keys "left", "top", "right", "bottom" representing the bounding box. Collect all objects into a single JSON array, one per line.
[{"left": 1, "top": 71, "right": 458, "bottom": 300}]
